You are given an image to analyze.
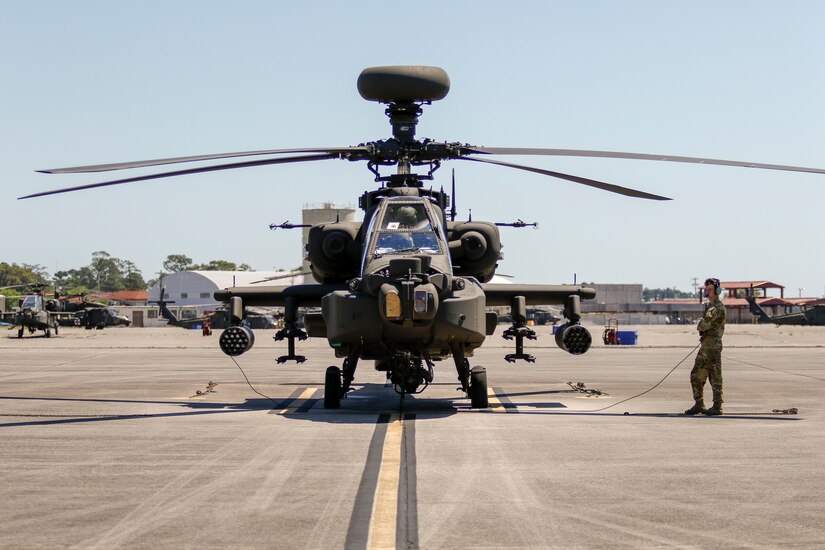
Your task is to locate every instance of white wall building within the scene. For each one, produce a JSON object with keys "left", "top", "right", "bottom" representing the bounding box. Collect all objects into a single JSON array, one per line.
[{"left": 148, "top": 270, "right": 305, "bottom": 307}]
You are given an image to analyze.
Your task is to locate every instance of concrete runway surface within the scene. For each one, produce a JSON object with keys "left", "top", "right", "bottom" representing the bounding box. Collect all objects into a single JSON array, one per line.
[{"left": 1, "top": 325, "right": 824, "bottom": 549}]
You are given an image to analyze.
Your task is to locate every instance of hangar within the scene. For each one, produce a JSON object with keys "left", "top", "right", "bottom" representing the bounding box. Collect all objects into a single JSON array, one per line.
[{"left": 147, "top": 270, "right": 306, "bottom": 307}]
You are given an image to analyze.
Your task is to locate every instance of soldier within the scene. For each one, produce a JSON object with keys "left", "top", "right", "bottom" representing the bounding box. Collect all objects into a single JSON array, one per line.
[{"left": 685, "top": 277, "right": 726, "bottom": 416}]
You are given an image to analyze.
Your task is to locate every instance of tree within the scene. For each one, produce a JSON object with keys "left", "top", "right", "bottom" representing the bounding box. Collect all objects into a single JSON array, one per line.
[
  {"left": 121, "top": 260, "right": 147, "bottom": 290},
  {"left": 53, "top": 266, "right": 97, "bottom": 291},
  {"left": 643, "top": 287, "right": 696, "bottom": 302},
  {"left": 163, "top": 255, "right": 251, "bottom": 272},
  {"left": 90, "top": 251, "right": 126, "bottom": 292},
  {"left": 192, "top": 260, "right": 238, "bottom": 271},
  {"left": 0, "top": 263, "right": 49, "bottom": 287},
  {"left": 52, "top": 252, "right": 147, "bottom": 292},
  {"left": 162, "top": 254, "right": 193, "bottom": 273}
]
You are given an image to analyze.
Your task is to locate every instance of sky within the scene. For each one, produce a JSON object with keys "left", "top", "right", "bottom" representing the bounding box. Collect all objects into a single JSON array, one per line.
[{"left": 3, "top": 1, "right": 824, "bottom": 296}]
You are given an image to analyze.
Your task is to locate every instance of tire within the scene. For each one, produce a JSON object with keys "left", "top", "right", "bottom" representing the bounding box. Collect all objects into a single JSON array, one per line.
[
  {"left": 324, "top": 366, "right": 342, "bottom": 409},
  {"left": 468, "top": 366, "right": 489, "bottom": 409}
]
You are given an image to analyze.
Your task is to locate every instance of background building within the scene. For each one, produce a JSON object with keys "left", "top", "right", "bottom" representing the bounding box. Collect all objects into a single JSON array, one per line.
[{"left": 147, "top": 270, "right": 300, "bottom": 307}]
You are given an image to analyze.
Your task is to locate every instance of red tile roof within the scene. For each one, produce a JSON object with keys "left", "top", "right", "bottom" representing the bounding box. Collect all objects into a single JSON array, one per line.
[
  {"left": 98, "top": 290, "right": 150, "bottom": 302},
  {"left": 723, "top": 297, "right": 774, "bottom": 307},
  {"left": 721, "top": 281, "right": 784, "bottom": 290}
]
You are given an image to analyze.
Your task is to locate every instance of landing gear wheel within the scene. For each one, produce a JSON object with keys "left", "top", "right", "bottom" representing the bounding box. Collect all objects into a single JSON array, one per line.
[
  {"left": 18, "top": 328, "right": 23, "bottom": 338},
  {"left": 45, "top": 329, "right": 51, "bottom": 338},
  {"left": 324, "top": 366, "right": 342, "bottom": 409},
  {"left": 468, "top": 366, "right": 489, "bottom": 409}
]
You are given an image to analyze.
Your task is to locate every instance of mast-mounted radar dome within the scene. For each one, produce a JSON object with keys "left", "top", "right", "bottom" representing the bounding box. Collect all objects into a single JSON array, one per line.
[{"left": 357, "top": 66, "right": 450, "bottom": 103}]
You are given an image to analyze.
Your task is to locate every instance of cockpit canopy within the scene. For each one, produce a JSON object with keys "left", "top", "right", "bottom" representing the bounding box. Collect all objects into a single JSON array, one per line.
[
  {"left": 363, "top": 198, "right": 450, "bottom": 275},
  {"left": 21, "top": 294, "right": 43, "bottom": 310},
  {"left": 373, "top": 202, "right": 440, "bottom": 256}
]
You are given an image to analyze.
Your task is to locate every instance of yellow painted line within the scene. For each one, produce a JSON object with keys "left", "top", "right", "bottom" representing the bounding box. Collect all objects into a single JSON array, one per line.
[
  {"left": 487, "top": 387, "right": 506, "bottom": 412},
  {"left": 367, "top": 413, "right": 402, "bottom": 550},
  {"left": 277, "top": 387, "right": 317, "bottom": 414}
]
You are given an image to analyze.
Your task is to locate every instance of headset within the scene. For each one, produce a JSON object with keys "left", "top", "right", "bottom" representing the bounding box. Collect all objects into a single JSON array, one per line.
[{"left": 704, "top": 277, "right": 721, "bottom": 297}]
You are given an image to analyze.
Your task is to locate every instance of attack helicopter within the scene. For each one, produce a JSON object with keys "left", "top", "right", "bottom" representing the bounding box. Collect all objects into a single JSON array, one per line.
[
  {"left": 22, "top": 66, "right": 825, "bottom": 408},
  {"left": 1, "top": 284, "right": 74, "bottom": 337}
]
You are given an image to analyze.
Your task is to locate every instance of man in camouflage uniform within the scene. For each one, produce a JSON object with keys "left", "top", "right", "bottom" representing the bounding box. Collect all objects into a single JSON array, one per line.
[{"left": 685, "top": 277, "right": 726, "bottom": 416}]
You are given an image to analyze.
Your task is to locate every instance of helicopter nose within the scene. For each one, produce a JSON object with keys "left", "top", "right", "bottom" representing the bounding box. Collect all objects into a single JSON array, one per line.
[{"left": 379, "top": 282, "right": 438, "bottom": 323}]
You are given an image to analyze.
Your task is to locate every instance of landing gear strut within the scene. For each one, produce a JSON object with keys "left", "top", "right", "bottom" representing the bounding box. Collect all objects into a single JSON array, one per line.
[{"left": 451, "top": 342, "right": 489, "bottom": 408}]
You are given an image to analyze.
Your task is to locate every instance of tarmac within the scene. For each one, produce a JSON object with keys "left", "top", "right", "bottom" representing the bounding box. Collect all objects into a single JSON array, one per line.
[{"left": 1, "top": 324, "right": 824, "bottom": 549}]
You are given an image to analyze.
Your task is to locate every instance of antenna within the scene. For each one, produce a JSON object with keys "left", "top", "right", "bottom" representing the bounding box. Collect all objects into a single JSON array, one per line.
[{"left": 450, "top": 168, "right": 457, "bottom": 221}]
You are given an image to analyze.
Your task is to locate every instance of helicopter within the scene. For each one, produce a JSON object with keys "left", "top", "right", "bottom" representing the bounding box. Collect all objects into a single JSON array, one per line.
[
  {"left": 745, "top": 292, "right": 825, "bottom": 326},
  {"left": 21, "top": 66, "right": 825, "bottom": 408},
  {"left": 49, "top": 292, "right": 131, "bottom": 329},
  {"left": 1, "top": 284, "right": 75, "bottom": 337},
  {"left": 71, "top": 305, "right": 132, "bottom": 329},
  {"left": 150, "top": 287, "right": 279, "bottom": 331}
]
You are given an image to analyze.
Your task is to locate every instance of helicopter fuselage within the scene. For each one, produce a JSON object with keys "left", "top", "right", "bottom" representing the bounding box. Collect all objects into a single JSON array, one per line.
[
  {"left": 318, "top": 195, "right": 491, "bottom": 361},
  {"left": 11, "top": 294, "right": 60, "bottom": 337}
]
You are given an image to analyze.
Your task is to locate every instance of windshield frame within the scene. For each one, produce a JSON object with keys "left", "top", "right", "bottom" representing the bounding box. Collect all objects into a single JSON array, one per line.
[{"left": 361, "top": 198, "right": 449, "bottom": 274}]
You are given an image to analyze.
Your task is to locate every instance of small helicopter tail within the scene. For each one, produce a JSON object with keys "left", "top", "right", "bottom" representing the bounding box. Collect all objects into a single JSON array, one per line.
[
  {"left": 149, "top": 284, "right": 180, "bottom": 325},
  {"left": 744, "top": 292, "right": 772, "bottom": 323}
]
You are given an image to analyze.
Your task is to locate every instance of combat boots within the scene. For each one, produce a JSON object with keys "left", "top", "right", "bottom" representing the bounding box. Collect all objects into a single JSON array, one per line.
[
  {"left": 684, "top": 400, "right": 706, "bottom": 415},
  {"left": 704, "top": 401, "right": 723, "bottom": 416}
]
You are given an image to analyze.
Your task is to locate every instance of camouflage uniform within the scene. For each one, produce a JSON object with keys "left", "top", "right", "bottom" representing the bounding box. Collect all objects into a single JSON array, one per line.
[{"left": 690, "top": 297, "right": 726, "bottom": 404}]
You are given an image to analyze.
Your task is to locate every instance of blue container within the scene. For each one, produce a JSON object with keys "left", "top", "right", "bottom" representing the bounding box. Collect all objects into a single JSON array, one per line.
[{"left": 616, "top": 330, "right": 638, "bottom": 345}]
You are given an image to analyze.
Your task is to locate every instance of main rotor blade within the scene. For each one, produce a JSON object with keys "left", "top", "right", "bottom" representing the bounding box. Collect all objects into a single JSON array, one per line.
[
  {"left": 38, "top": 146, "right": 369, "bottom": 174},
  {"left": 462, "top": 147, "right": 825, "bottom": 176},
  {"left": 459, "top": 157, "right": 671, "bottom": 200},
  {"left": 19, "top": 153, "right": 339, "bottom": 200}
]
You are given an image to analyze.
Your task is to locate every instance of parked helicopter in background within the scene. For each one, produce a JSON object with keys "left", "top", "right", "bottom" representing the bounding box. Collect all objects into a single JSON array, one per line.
[
  {"left": 2, "top": 285, "right": 131, "bottom": 335},
  {"left": 746, "top": 293, "right": 825, "bottom": 326},
  {"left": 24, "top": 66, "right": 825, "bottom": 408},
  {"left": 150, "top": 289, "right": 278, "bottom": 331},
  {"left": 71, "top": 305, "right": 132, "bottom": 329},
  {"left": 1, "top": 284, "right": 72, "bottom": 337}
]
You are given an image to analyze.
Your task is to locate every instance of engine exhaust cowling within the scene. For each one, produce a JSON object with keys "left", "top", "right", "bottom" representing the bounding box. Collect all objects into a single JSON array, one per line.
[
  {"left": 219, "top": 326, "right": 255, "bottom": 356},
  {"left": 554, "top": 323, "right": 592, "bottom": 355}
]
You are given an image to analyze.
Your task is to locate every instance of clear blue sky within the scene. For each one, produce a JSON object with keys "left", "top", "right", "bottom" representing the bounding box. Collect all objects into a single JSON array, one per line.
[{"left": 3, "top": 1, "right": 824, "bottom": 296}]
